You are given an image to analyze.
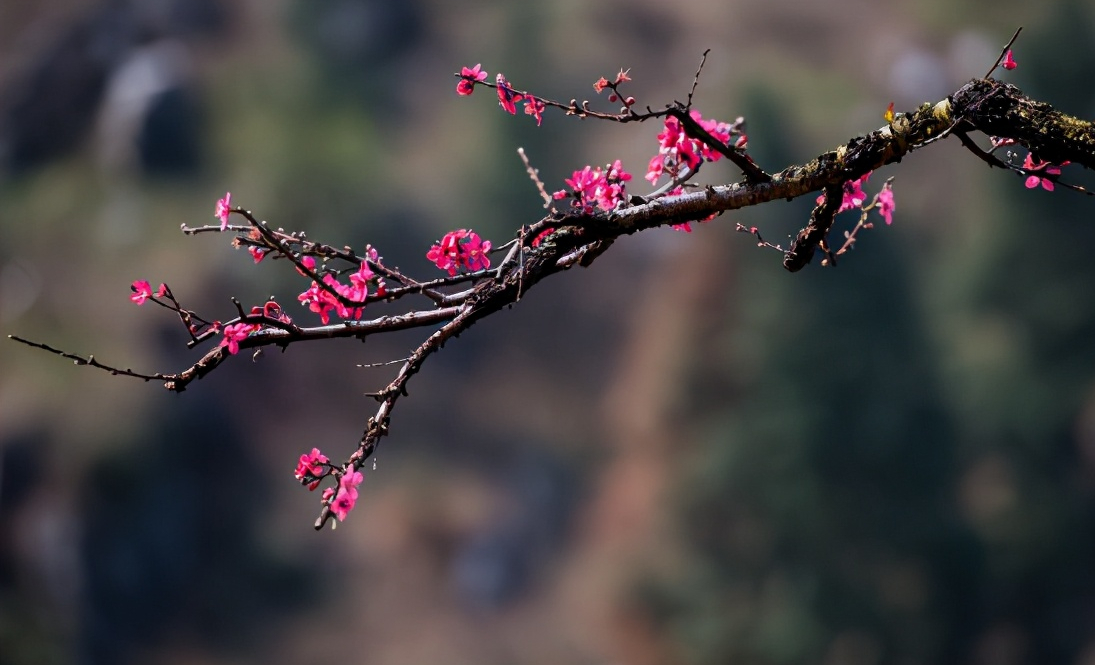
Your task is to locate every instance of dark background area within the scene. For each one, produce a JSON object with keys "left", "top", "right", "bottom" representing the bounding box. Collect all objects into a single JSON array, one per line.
[{"left": 3, "top": 1, "right": 1095, "bottom": 664}]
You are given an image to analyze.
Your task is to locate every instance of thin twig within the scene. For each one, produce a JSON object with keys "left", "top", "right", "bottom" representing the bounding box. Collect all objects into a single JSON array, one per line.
[
  {"left": 8, "top": 335, "right": 171, "bottom": 382},
  {"left": 687, "top": 49, "right": 711, "bottom": 109},
  {"left": 518, "top": 147, "right": 553, "bottom": 207},
  {"left": 985, "top": 26, "right": 1023, "bottom": 78}
]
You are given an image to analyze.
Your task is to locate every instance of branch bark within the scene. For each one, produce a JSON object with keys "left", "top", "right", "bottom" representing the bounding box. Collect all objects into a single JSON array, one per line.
[{"left": 11, "top": 76, "right": 1095, "bottom": 529}]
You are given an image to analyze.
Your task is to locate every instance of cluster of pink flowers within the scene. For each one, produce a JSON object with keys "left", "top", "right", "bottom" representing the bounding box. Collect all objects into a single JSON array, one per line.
[
  {"left": 815, "top": 171, "right": 896, "bottom": 225},
  {"left": 1023, "top": 153, "right": 1064, "bottom": 191},
  {"left": 324, "top": 466, "right": 364, "bottom": 521},
  {"left": 426, "top": 229, "right": 492, "bottom": 275},
  {"left": 295, "top": 449, "right": 365, "bottom": 521},
  {"left": 294, "top": 447, "right": 330, "bottom": 490},
  {"left": 221, "top": 300, "right": 292, "bottom": 355},
  {"left": 821, "top": 172, "right": 871, "bottom": 213},
  {"left": 296, "top": 251, "right": 383, "bottom": 324},
  {"left": 646, "top": 110, "right": 744, "bottom": 185},
  {"left": 130, "top": 280, "right": 166, "bottom": 305},
  {"left": 552, "top": 160, "right": 633, "bottom": 212},
  {"left": 455, "top": 65, "right": 546, "bottom": 126}
]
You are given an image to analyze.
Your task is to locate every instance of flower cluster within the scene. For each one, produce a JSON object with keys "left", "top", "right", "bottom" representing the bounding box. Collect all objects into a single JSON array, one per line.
[
  {"left": 552, "top": 160, "right": 633, "bottom": 212},
  {"left": 221, "top": 300, "right": 292, "bottom": 355},
  {"left": 1023, "top": 153, "right": 1065, "bottom": 191},
  {"left": 324, "top": 466, "right": 364, "bottom": 522},
  {"left": 294, "top": 447, "right": 330, "bottom": 490},
  {"left": 646, "top": 110, "right": 744, "bottom": 185},
  {"left": 426, "top": 229, "right": 492, "bottom": 275},
  {"left": 815, "top": 171, "right": 896, "bottom": 226},
  {"left": 821, "top": 172, "right": 871, "bottom": 213},
  {"left": 456, "top": 65, "right": 546, "bottom": 126},
  {"left": 593, "top": 69, "right": 634, "bottom": 109},
  {"left": 297, "top": 252, "right": 383, "bottom": 324}
]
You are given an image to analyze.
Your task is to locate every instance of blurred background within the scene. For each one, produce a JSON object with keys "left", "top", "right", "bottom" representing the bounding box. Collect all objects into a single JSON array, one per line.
[{"left": 3, "top": 1, "right": 1095, "bottom": 664}]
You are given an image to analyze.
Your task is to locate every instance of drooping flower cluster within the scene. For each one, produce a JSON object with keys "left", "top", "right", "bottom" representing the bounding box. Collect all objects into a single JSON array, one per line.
[
  {"left": 297, "top": 253, "right": 383, "bottom": 324},
  {"left": 1023, "top": 153, "right": 1065, "bottom": 191},
  {"left": 820, "top": 172, "right": 871, "bottom": 213},
  {"left": 645, "top": 110, "right": 744, "bottom": 185},
  {"left": 815, "top": 171, "right": 896, "bottom": 226},
  {"left": 294, "top": 447, "right": 330, "bottom": 490},
  {"left": 426, "top": 229, "right": 492, "bottom": 275},
  {"left": 324, "top": 466, "right": 364, "bottom": 522},
  {"left": 552, "top": 160, "right": 633, "bottom": 212}
]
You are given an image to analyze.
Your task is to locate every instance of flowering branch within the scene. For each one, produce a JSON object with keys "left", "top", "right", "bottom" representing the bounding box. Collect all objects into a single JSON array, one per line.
[{"left": 12, "top": 38, "right": 1095, "bottom": 529}]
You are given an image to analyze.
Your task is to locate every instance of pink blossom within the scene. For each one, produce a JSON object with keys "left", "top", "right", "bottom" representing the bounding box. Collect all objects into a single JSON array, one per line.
[
  {"left": 524, "top": 97, "right": 545, "bottom": 126},
  {"left": 297, "top": 275, "right": 349, "bottom": 324},
  {"left": 426, "top": 229, "right": 493, "bottom": 275},
  {"left": 462, "top": 232, "right": 492, "bottom": 272},
  {"left": 249, "top": 247, "right": 266, "bottom": 263},
  {"left": 330, "top": 466, "right": 364, "bottom": 521},
  {"left": 1023, "top": 153, "right": 1062, "bottom": 191},
  {"left": 840, "top": 173, "right": 869, "bottom": 211},
  {"left": 130, "top": 280, "right": 154, "bottom": 305},
  {"left": 647, "top": 110, "right": 738, "bottom": 186},
  {"left": 220, "top": 321, "right": 259, "bottom": 355},
  {"left": 645, "top": 155, "right": 664, "bottom": 184},
  {"left": 1001, "top": 50, "right": 1017, "bottom": 70},
  {"left": 593, "top": 77, "right": 611, "bottom": 93},
  {"left": 456, "top": 64, "right": 487, "bottom": 96},
  {"left": 496, "top": 73, "right": 524, "bottom": 115},
  {"left": 426, "top": 229, "right": 467, "bottom": 276},
  {"left": 877, "top": 187, "right": 895, "bottom": 225},
  {"left": 817, "top": 172, "right": 872, "bottom": 213},
  {"left": 555, "top": 161, "right": 632, "bottom": 212},
  {"left": 294, "top": 447, "right": 329, "bottom": 490},
  {"left": 215, "top": 192, "right": 232, "bottom": 230}
]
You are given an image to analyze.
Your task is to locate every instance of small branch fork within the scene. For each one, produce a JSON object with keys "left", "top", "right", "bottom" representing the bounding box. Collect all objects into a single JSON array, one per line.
[{"left": 13, "top": 37, "right": 1095, "bottom": 529}]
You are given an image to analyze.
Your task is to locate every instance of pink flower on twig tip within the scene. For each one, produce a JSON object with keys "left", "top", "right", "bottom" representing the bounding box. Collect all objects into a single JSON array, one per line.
[
  {"left": 130, "top": 280, "right": 154, "bottom": 305},
  {"left": 1001, "top": 50, "right": 1017, "bottom": 71},
  {"left": 215, "top": 192, "right": 232, "bottom": 230},
  {"left": 294, "top": 448, "right": 329, "bottom": 490},
  {"left": 456, "top": 64, "right": 487, "bottom": 96}
]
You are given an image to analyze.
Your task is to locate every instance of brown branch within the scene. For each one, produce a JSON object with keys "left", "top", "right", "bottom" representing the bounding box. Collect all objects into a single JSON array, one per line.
[{"left": 14, "top": 74, "right": 1095, "bottom": 528}]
